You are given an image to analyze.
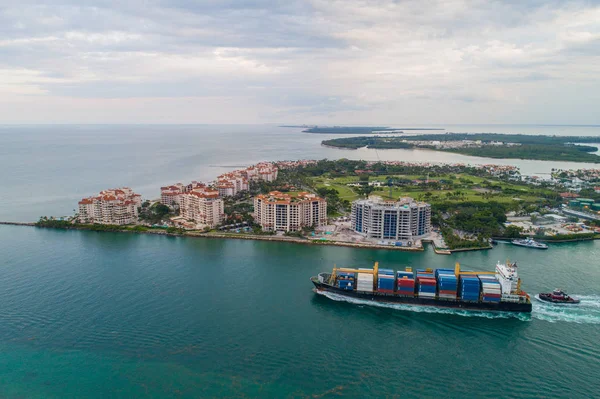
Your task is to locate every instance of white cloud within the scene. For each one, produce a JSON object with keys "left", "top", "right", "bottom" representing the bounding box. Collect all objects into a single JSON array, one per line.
[{"left": 0, "top": 0, "right": 598, "bottom": 123}]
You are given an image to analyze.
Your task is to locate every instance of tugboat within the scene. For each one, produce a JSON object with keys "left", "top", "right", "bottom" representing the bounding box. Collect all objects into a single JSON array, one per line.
[
  {"left": 511, "top": 237, "right": 548, "bottom": 250},
  {"left": 538, "top": 289, "right": 580, "bottom": 304}
]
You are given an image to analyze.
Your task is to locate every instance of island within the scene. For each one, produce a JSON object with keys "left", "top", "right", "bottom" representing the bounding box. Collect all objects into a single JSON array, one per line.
[
  {"left": 301, "top": 126, "right": 445, "bottom": 134},
  {"left": 321, "top": 133, "right": 600, "bottom": 163},
  {"left": 14, "top": 158, "right": 599, "bottom": 254}
]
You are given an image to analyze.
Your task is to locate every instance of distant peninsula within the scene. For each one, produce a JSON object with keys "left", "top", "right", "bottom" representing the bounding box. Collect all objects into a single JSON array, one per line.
[
  {"left": 322, "top": 133, "right": 600, "bottom": 163},
  {"left": 299, "top": 126, "right": 445, "bottom": 134}
]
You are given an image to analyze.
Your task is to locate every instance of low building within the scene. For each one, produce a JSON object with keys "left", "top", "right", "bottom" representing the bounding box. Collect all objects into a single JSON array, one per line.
[
  {"left": 544, "top": 214, "right": 568, "bottom": 223},
  {"left": 351, "top": 197, "right": 431, "bottom": 241},
  {"left": 78, "top": 187, "right": 142, "bottom": 225},
  {"left": 180, "top": 187, "right": 224, "bottom": 228},
  {"left": 254, "top": 191, "right": 327, "bottom": 232},
  {"left": 559, "top": 192, "right": 579, "bottom": 199}
]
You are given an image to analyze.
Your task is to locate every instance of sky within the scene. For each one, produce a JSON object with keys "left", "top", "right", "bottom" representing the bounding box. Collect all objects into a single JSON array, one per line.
[{"left": 0, "top": 0, "right": 599, "bottom": 124}]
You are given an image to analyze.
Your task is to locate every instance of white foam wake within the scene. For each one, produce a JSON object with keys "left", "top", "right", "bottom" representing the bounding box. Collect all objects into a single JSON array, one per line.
[
  {"left": 532, "top": 294, "right": 600, "bottom": 324},
  {"left": 317, "top": 290, "right": 600, "bottom": 324},
  {"left": 315, "top": 290, "right": 530, "bottom": 321}
]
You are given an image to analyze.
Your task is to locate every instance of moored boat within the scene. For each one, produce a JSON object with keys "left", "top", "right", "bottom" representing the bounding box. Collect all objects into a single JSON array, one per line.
[
  {"left": 511, "top": 237, "right": 548, "bottom": 249},
  {"left": 538, "top": 289, "right": 580, "bottom": 304},
  {"left": 311, "top": 261, "right": 532, "bottom": 313}
]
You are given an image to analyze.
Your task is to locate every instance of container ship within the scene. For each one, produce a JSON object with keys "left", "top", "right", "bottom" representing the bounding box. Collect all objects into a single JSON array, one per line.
[{"left": 311, "top": 261, "right": 532, "bottom": 313}]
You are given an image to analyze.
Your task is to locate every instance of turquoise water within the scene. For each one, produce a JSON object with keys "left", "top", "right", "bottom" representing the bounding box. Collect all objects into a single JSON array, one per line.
[
  {"left": 1, "top": 225, "right": 599, "bottom": 397},
  {"left": 1, "top": 124, "right": 600, "bottom": 396}
]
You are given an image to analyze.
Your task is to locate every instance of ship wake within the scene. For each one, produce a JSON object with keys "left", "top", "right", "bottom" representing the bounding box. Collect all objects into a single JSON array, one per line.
[
  {"left": 315, "top": 290, "right": 530, "bottom": 321},
  {"left": 533, "top": 295, "right": 600, "bottom": 324},
  {"left": 316, "top": 290, "right": 600, "bottom": 324}
]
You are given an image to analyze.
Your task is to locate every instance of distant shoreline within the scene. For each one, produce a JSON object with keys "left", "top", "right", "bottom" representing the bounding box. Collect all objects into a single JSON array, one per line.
[
  {"left": 304, "top": 126, "right": 444, "bottom": 134},
  {"left": 321, "top": 133, "right": 600, "bottom": 163}
]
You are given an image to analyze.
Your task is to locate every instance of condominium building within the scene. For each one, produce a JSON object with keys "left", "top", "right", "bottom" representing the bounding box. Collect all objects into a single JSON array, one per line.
[
  {"left": 351, "top": 197, "right": 431, "bottom": 241},
  {"left": 245, "top": 162, "right": 278, "bottom": 182},
  {"left": 216, "top": 173, "right": 249, "bottom": 197},
  {"left": 254, "top": 191, "right": 327, "bottom": 232},
  {"left": 216, "top": 162, "right": 278, "bottom": 197},
  {"left": 160, "top": 181, "right": 206, "bottom": 206},
  {"left": 78, "top": 187, "right": 142, "bottom": 225},
  {"left": 180, "top": 187, "right": 224, "bottom": 228}
]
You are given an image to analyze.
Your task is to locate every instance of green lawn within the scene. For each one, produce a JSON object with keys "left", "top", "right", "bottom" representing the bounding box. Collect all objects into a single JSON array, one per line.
[
  {"left": 309, "top": 173, "right": 549, "bottom": 206},
  {"left": 315, "top": 180, "right": 360, "bottom": 201}
]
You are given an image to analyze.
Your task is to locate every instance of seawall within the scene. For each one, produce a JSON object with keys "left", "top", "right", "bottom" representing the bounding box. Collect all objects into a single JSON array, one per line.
[{"left": 1, "top": 222, "right": 433, "bottom": 253}]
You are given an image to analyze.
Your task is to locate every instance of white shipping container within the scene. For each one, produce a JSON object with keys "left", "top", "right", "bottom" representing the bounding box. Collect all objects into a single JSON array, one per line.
[{"left": 418, "top": 292, "right": 436, "bottom": 297}]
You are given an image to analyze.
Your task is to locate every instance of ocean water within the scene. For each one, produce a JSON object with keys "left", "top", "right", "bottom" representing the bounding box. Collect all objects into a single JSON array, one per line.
[
  {"left": 1, "top": 124, "right": 600, "bottom": 397},
  {"left": 0, "top": 226, "right": 599, "bottom": 398},
  {"left": 1, "top": 124, "right": 600, "bottom": 222}
]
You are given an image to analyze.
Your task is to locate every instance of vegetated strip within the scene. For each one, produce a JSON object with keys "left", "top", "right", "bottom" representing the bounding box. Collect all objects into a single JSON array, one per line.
[
  {"left": 321, "top": 133, "right": 600, "bottom": 163},
  {"left": 304, "top": 126, "right": 443, "bottom": 134}
]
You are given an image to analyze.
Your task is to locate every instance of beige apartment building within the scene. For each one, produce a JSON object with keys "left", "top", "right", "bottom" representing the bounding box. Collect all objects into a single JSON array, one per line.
[
  {"left": 216, "top": 162, "right": 278, "bottom": 197},
  {"left": 78, "top": 187, "right": 142, "bottom": 225},
  {"left": 160, "top": 181, "right": 206, "bottom": 207},
  {"left": 180, "top": 188, "right": 224, "bottom": 228},
  {"left": 216, "top": 173, "right": 249, "bottom": 197},
  {"left": 253, "top": 191, "right": 327, "bottom": 232}
]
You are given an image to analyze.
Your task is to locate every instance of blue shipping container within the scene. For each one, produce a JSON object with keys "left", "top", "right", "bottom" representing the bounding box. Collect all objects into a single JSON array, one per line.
[{"left": 435, "top": 269, "right": 455, "bottom": 277}]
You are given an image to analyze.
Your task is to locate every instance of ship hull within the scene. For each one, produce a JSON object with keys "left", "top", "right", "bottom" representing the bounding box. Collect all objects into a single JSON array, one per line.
[{"left": 311, "top": 278, "right": 532, "bottom": 313}]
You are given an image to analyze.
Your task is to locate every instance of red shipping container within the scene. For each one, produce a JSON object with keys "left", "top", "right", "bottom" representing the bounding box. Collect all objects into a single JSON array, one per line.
[
  {"left": 418, "top": 279, "right": 436, "bottom": 285},
  {"left": 378, "top": 289, "right": 394, "bottom": 294},
  {"left": 439, "top": 290, "right": 457, "bottom": 295},
  {"left": 398, "top": 279, "right": 415, "bottom": 286},
  {"left": 482, "top": 293, "right": 502, "bottom": 298}
]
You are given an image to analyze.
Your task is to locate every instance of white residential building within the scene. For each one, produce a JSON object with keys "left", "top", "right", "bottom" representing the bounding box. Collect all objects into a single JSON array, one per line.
[
  {"left": 78, "top": 187, "right": 142, "bottom": 225},
  {"left": 254, "top": 191, "right": 327, "bottom": 232},
  {"left": 351, "top": 197, "right": 431, "bottom": 242}
]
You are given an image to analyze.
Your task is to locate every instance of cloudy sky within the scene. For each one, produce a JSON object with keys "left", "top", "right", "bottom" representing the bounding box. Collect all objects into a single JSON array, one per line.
[{"left": 1, "top": 0, "right": 599, "bottom": 124}]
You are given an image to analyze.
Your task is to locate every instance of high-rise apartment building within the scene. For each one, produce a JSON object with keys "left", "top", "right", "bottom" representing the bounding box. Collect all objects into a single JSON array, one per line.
[
  {"left": 351, "top": 197, "right": 431, "bottom": 241},
  {"left": 253, "top": 191, "right": 327, "bottom": 232},
  {"left": 180, "top": 187, "right": 224, "bottom": 228}
]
